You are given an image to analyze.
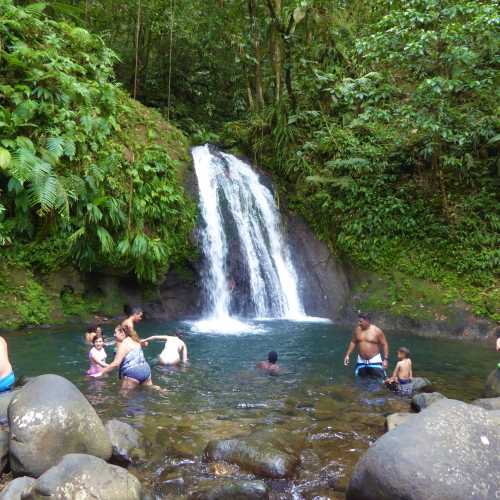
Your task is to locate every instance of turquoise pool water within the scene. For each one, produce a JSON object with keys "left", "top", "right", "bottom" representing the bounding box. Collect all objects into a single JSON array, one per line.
[{"left": 3, "top": 320, "right": 497, "bottom": 497}]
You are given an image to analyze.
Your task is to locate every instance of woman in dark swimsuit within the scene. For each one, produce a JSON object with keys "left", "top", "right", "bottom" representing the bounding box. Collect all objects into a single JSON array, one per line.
[{"left": 91, "top": 324, "right": 152, "bottom": 390}]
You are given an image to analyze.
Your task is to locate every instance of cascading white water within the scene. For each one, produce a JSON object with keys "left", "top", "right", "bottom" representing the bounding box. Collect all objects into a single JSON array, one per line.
[{"left": 192, "top": 144, "right": 305, "bottom": 325}]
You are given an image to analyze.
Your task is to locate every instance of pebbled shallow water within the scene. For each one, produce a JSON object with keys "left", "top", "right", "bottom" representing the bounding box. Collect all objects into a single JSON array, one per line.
[{"left": 4, "top": 320, "right": 497, "bottom": 498}]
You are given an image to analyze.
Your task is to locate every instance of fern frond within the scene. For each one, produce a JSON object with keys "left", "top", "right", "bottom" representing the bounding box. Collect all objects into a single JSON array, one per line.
[
  {"left": 96, "top": 226, "right": 114, "bottom": 254},
  {"left": 46, "top": 137, "right": 64, "bottom": 158}
]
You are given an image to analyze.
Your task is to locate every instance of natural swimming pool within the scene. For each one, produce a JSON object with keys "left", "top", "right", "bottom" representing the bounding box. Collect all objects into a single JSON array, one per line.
[{"left": 4, "top": 320, "right": 497, "bottom": 498}]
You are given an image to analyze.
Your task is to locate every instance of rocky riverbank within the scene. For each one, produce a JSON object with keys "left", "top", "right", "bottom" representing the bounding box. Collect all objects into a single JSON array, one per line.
[{"left": 0, "top": 368, "right": 498, "bottom": 499}]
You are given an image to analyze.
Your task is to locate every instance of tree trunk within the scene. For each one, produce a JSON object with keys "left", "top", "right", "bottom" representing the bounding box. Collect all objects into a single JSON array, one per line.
[
  {"left": 255, "top": 38, "right": 265, "bottom": 109},
  {"left": 248, "top": 0, "right": 264, "bottom": 109},
  {"left": 271, "top": 0, "right": 282, "bottom": 103},
  {"left": 133, "top": 0, "right": 141, "bottom": 99},
  {"left": 284, "top": 42, "right": 295, "bottom": 107}
]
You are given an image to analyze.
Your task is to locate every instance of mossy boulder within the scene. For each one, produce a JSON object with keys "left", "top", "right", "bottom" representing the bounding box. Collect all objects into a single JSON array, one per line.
[{"left": 204, "top": 433, "right": 300, "bottom": 479}]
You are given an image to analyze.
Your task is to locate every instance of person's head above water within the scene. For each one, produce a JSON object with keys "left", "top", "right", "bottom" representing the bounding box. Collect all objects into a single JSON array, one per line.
[
  {"left": 268, "top": 351, "right": 278, "bottom": 364},
  {"left": 357, "top": 313, "right": 371, "bottom": 330},
  {"left": 92, "top": 335, "right": 104, "bottom": 349},
  {"left": 114, "top": 323, "right": 140, "bottom": 343},
  {"left": 85, "top": 325, "right": 101, "bottom": 344},
  {"left": 397, "top": 347, "right": 410, "bottom": 360},
  {"left": 130, "top": 307, "right": 143, "bottom": 322}
]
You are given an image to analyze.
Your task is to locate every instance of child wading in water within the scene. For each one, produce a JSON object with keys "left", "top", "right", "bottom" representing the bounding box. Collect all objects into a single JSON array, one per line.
[
  {"left": 86, "top": 335, "right": 108, "bottom": 376},
  {"left": 384, "top": 347, "right": 413, "bottom": 395}
]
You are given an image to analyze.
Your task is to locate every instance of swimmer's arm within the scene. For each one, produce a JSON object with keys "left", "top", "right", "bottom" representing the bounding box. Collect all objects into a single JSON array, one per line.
[
  {"left": 142, "top": 335, "right": 169, "bottom": 342},
  {"left": 90, "top": 352, "right": 108, "bottom": 368},
  {"left": 378, "top": 329, "right": 389, "bottom": 367},
  {"left": 391, "top": 361, "right": 401, "bottom": 380},
  {"left": 93, "top": 345, "right": 126, "bottom": 376},
  {"left": 344, "top": 331, "right": 357, "bottom": 366},
  {"left": 408, "top": 360, "right": 413, "bottom": 379},
  {"left": 181, "top": 343, "right": 188, "bottom": 364}
]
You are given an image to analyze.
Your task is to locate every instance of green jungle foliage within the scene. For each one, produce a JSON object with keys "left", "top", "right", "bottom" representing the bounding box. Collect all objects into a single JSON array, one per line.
[
  {"left": 0, "top": 0, "right": 196, "bottom": 287},
  {"left": 3, "top": 0, "right": 499, "bottom": 322},
  {"left": 222, "top": 0, "right": 500, "bottom": 319}
]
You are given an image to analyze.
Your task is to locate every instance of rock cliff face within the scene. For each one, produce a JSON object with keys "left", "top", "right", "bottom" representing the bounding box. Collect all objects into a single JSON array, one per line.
[
  {"left": 2, "top": 152, "right": 496, "bottom": 345},
  {"left": 285, "top": 214, "right": 353, "bottom": 321}
]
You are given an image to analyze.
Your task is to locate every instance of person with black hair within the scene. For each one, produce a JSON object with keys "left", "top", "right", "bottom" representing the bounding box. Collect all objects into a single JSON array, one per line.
[
  {"left": 257, "top": 351, "right": 280, "bottom": 374},
  {"left": 344, "top": 313, "right": 389, "bottom": 379},
  {"left": 122, "top": 307, "right": 143, "bottom": 337}
]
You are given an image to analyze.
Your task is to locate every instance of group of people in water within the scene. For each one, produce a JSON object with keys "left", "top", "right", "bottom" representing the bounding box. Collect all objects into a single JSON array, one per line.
[
  {"left": 84, "top": 308, "right": 190, "bottom": 390},
  {"left": 83, "top": 309, "right": 410, "bottom": 393},
  {"left": 84, "top": 307, "right": 282, "bottom": 390},
  {"left": 0, "top": 309, "right": 498, "bottom": 395}
]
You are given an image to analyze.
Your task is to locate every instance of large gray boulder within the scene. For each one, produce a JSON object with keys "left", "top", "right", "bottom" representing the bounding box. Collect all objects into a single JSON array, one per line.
[
  {"left": 8, "top": 374, "right": 112, "bottom": 477},
  {"left": 411, "top": 391, "right": 446, "bottom": 411},
  {"left": 0, "top": 477, "right": 36, "bottom": 500},
  {"left": 347, "top": 399, "right": 500, "bottom": 500},
  {"left": 472, "top": 397, "right": 500, "bottom": 411},
  {"left": 0, "top": 430, "right": 8, "bottom": 473},
  {"left": 485, "top": 368, "right": 500, "bottom": 397},
  {"left": 25, "top": 454, "right": 142, "bottom": 500},
  {"left": 410, "top": 377, "right": 432, "bottom": 393},
  {"left": 105, "top": 419, "right": 145, "bottom": 466},
  {"left": 0, "top": 390, "right": 20, "bottom": 422},
  {"left": 188, "top": 479, "right": 269, "bottom": 500},
  {"left": 385, "top": 413, "right": 415, "bottom": 432},
  {"left": 204, "top": 436, "right": 299, "bottom": 479}
]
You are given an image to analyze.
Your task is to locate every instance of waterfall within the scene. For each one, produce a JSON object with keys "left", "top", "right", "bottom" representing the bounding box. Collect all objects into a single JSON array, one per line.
[{"left": 192, "top": 144, "right": 305, "bottom": 323}]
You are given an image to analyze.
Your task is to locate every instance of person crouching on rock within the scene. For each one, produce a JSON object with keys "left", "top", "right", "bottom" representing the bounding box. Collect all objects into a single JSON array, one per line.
[
  {"left": 384, "top": 347, "right": 413, "bottom": 395},
  {"left": 86, "top": 334, "right": 108, "bottom": 377},
  {"left": 91, "top": 324, "right": 153, "bottom": 390},
  {"left": 257, "top": 351, "right": 280, "bottom": 375},
  {"left": 0, "top": 336, "right": 15, "bottom": 392},
  {"left": 344, "top": 313, "right": 389, "bottom": 379}
]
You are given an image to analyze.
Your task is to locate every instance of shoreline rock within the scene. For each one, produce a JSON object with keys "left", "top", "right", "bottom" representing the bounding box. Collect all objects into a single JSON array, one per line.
[
  {"left": 411, "top": 391, "right": 446, "bottom": 412},
  {"left": 484, "top": 368, "right": 500, "bottom": 397},
  {"left": 472, "top": 397, "right": 500, "bottom": 411},
  {"left": 8, "top": 374, "right": 112, "bottom": 477},
  {"left": 188, "top": 479, "right": 269, "bottom": 500},
  {"left": 25, "top": 453, "right": 142, "bottom": 500},
  {"left": 105, "top": 419, "right": 145, "bottom": 467},
  {"left": 385, "top": 413, "right": 414, "bottom": 432},
  {"left": 347, "top": 399, "right": 500, "bottom": 500},
  {"left": 204, "top": 436, "right": 299, "bottom": 479},
  {"left": 0, "top": 476, "right": 36, "bottom": 500}
]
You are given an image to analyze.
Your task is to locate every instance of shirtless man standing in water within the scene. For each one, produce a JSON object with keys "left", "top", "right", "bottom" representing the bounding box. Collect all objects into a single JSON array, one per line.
[
  {"left": 344, "top": 314, "right": 389, "bottom": 378},
  {"left": 122, "top": 307, "right": 143, "bottom": 336},
  {"left": 142, "top": 331, "right": 188, "bottom": 366}
]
